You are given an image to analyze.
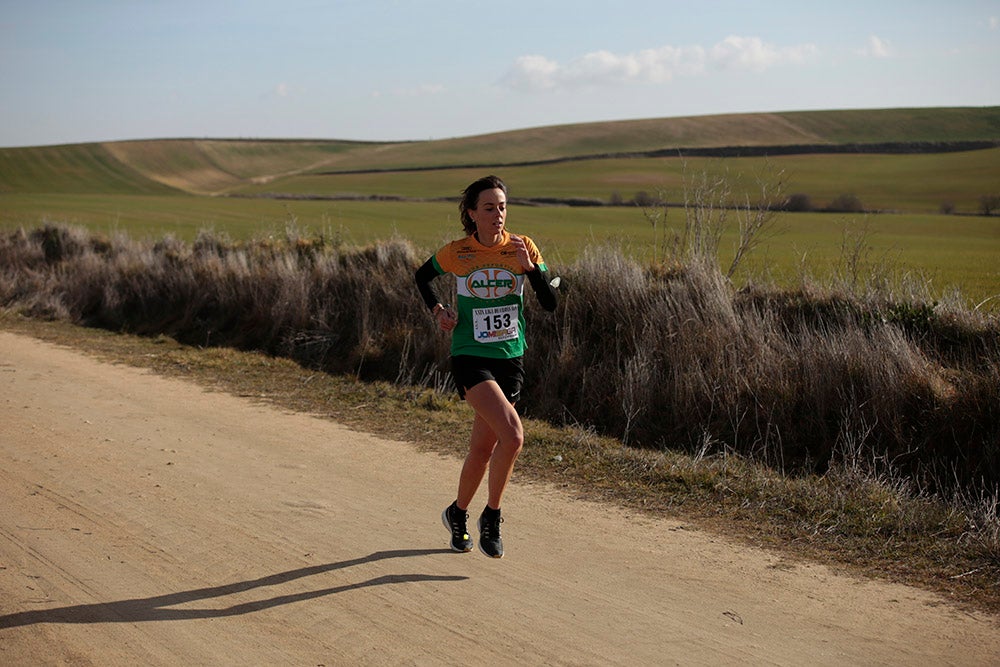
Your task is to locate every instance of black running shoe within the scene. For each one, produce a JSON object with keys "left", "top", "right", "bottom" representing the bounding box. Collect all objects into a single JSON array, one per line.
[
  {"left": 442, "top": 502, "right": 473, "bottom": 552},
  {"left": 477, "top": 508, "right": 504, "bottom": 559}
]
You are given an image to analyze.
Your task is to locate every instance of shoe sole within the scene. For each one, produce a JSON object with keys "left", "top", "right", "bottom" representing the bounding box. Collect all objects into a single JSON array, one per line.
[{"left": 442, "top": 508, "right": 472, "bottom": 553}]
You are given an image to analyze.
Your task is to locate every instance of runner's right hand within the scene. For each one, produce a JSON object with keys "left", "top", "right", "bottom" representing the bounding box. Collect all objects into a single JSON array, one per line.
[{"left": 437, "top": 306, "right": 457, "bottom": 333}]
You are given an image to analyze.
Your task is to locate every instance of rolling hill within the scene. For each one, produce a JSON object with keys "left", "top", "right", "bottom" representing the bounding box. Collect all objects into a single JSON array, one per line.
[{"left": 2, "top": 107, "right": 998, "bottom": 197}]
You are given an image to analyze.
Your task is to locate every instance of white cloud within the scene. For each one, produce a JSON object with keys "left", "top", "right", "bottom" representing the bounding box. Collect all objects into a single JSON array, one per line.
[
  {"left": 505, "top": 55, "right": 562, "bottom": 91},
  {"left": 502, "top": 37, "right": 817, "bottom": 92},
  {"left": 990, "top": 16, "right": 999, "bottom": 30},
  {"left": 561, "top": 45, "right": 707, "bottom": 85},
  {"left": 275, "top": 83, "right": 290, "bottom": 97},
  {"left": 709, "top": 36, "right": 818, "bottom": 73},
  {"left": 857, "top": 35, "right": 893, "bottom": 58}
]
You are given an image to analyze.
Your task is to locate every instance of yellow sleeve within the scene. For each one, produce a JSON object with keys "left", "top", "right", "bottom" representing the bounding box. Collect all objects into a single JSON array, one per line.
[{"left": 434, "top": 242, "right": 459, "bottom": 274}]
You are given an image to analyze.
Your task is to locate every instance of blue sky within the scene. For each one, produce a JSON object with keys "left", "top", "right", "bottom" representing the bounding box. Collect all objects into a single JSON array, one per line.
[{"left": 2, "top": 0, "right": 998, "bottom": 147}]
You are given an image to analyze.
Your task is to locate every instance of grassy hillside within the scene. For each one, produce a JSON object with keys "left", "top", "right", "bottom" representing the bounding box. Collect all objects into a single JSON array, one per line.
[
  {"left": 0, "top": 139, "right": 385, "bottom": 196},
  {"left": 775, "top": 107, "right": 1000, "bottom": 144},
  {"left": 282, "top": 106, "right": 1000, "bottom": 173},
  {"left": 234, "top": 148, "right": 1000, "bottom": 215},
  {"left": 2, "top": 107, "right": 997, "bottom": 196},
  {"left": 0, "top": 143, "right": 179, "bottom": 195},
  {"left": 104, "top": 139, "right": 385, "bottom": 194}
]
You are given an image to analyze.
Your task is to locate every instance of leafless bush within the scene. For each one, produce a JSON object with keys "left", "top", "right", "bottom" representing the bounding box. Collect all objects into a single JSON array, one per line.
[
  {"left": 647, "top": 162, "right": 784, "bottom": 278},
  {"left": 0, "top": 224, "right": 435, "bottom": 381}
]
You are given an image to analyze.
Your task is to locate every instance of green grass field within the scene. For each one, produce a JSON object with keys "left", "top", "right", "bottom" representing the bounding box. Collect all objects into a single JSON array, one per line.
[
  {"left": 2, "top": 107, "right": 998, "bottom": 306},
  {"left": 231, "top": 149, "right": 1000, "bottom": 215},
  {"left": 3, "top": 193, "right": 997, "bottom": 306}
]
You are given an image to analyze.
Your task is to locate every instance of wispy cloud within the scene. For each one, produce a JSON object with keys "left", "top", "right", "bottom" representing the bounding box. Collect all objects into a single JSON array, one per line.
[
  {"left": 501, "top": 36, "right": 818, "bottom": 92},
  {"left": 989, "top": 16, "right": 999, "bottom": 30},
  {"left": 857, "top": 35, "right": 893, "bottom": 58}
]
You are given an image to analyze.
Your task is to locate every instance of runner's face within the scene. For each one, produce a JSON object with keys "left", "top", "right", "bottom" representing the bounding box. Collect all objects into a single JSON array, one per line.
[{"left": 470, "top": 188, "right": 507, "bottom": 241}]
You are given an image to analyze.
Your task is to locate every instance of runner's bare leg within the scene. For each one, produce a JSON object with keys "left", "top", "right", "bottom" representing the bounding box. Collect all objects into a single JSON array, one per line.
[
  {"left": 456, "top": 411, "right": 496, "bottom": 509},
  {"left": 461, "top": 380, "right": 523, "bottom": 509}
]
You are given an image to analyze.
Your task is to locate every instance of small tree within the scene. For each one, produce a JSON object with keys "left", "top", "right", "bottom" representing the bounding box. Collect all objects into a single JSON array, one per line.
[
  {"left": 980, "top": 194, "right": 1000, "bottom": 216},
  {"left": 785, "top": 193, "right": 814, "bottom": 212},
  {"left": 827, "top": 194, "right": 865, "bottom": 213},
  {"left": 633, "top": 190, "right": 657, "bottom": 207}
]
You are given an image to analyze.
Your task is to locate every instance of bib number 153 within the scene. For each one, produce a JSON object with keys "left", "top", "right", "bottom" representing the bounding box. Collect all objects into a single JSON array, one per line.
[{"left": 473, "top": 304, "right": 519, "bottom": 343}]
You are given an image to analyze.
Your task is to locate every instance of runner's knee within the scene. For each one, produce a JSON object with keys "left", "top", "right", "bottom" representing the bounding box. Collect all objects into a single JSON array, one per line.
[{"left": 500, "top": 419, "right": 524, "bottom": 454}]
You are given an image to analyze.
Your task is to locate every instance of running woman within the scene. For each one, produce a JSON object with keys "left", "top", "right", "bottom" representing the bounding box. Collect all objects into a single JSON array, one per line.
[{"left": 414, "top": 175, "right": 557, "bottom": 558}]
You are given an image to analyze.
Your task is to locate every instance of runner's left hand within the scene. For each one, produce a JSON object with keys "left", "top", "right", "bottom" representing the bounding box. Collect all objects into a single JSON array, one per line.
[{"left": 510, "top": 235, "right": 535, "bottom": 271}]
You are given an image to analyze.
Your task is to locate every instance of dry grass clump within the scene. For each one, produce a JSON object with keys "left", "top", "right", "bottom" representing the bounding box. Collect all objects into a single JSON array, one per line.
[
  {"left": 525, "top": 252, "right": 999, "bottom": 496},
  {"left": 0, "top": 224, "right": 445, "bottom": 382}
]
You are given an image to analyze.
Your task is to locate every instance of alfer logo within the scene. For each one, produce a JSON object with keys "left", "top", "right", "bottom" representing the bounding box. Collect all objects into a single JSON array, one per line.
[{"left": 467, "top": 268, "right": 515, "bottom": 299}]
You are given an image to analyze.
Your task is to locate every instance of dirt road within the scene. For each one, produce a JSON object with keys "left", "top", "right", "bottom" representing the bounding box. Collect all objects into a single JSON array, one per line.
[{"left": 1, "top": 331, "right": 998, "bottom": 665}]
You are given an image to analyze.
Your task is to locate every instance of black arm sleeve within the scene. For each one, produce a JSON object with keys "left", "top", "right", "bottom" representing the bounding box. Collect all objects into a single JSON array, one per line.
[
  {"left": 527, "top": 268, "right": 558, "bottom": 312},
  {"left": 415, "top": 258, "right": 442, "bottom": 310}
]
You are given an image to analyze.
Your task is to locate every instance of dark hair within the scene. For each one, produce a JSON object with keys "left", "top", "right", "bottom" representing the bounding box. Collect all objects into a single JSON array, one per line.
[{"left": 459, "top": 175, "right": 507, "bottom": 235}]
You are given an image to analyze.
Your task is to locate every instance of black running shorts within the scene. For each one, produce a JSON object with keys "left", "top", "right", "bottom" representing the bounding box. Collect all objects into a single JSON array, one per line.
[{"left": 451, "top": 355, "right": 524, "bottom": 403}]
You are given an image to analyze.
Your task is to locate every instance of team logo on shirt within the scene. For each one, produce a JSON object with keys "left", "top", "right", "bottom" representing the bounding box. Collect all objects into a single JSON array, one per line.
[{"left": 466, "top": 268, "right": 516, "bottom": 299}]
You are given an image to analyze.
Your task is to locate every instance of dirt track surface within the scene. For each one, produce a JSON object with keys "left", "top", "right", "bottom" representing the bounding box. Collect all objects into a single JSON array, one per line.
[{"left": 1, "top": 331, "right": 998, "bottom": 666}]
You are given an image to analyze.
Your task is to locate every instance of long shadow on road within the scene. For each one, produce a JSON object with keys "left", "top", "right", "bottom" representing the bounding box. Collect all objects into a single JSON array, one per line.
[{"left": 0, "top": 548, "right": 465, "bottom": 628}]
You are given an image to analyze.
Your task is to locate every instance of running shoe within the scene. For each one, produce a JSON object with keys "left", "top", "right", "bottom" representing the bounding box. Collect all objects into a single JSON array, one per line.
[
  {"left": 442, "top": 502, "right": 473, "bottom": 552},
  {"left": 477, "top": 508, "right": 504, "bottom": 559}
]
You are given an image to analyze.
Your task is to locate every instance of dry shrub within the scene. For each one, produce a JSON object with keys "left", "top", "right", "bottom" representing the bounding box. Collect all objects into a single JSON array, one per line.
[
  {"left": 0, "top": 224, "right": 435, "bottom": 381},
  {"left": 524, "top": 245, "right": 1000, "bottom": 499}
]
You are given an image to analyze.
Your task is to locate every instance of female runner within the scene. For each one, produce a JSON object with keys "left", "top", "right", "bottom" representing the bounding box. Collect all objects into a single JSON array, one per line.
[{"left": 414, "top": 175, "right": 557, "bottom": 558}]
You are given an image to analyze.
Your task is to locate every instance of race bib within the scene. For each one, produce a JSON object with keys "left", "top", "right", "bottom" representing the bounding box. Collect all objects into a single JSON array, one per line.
[{"left": 473, "top": 304, "right": 519, "bottom": 343}]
